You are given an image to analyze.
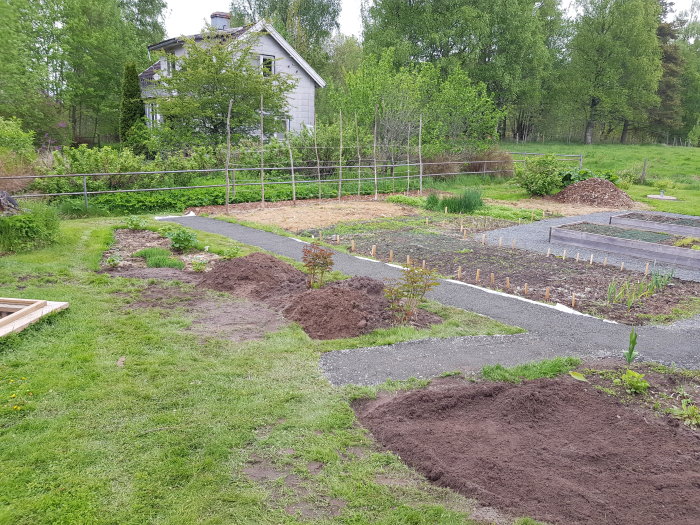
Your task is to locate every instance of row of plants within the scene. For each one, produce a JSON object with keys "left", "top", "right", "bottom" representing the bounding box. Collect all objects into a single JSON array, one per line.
[
  {"left": 606, "top": 271, "right": 674, "bottom": 310},
  {"left": 0, "top": 201, "right": 59, "bottom": 253}
]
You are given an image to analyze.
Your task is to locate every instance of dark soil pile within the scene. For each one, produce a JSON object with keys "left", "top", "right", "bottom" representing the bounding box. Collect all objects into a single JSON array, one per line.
[
  {"left": 199, "top": 252, "right": 308, "bottom": 308},
  {"left": 355, "top": 377, "right": 700, "bottom": 525},
  {"left": 201, "top": 257, "right": 440, "bottom": 340},
  {"left": 551, "top": 178, "right": 635, "bottom": 207}
]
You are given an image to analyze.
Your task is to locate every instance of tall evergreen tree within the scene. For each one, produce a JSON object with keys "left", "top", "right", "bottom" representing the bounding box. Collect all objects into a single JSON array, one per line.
[{"left": 119, "top": 63, "right": 145, "bottom": 142}]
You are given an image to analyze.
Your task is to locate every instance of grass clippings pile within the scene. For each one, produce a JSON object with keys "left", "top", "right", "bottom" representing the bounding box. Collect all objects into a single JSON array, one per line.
[
  {"left": 355, "top": 376, "right": 700, "bottom": 525},
  {"left": 201, "top": 254, "right": 440, "bottom": 340},
  {"left": 551, "top": 178, "right": 635, "bottom": 208}
]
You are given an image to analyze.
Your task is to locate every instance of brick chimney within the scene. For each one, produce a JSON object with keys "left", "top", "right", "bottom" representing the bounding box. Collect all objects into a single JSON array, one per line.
[{"left": 210, "top": 12, "right": 231, "bottom": 30}]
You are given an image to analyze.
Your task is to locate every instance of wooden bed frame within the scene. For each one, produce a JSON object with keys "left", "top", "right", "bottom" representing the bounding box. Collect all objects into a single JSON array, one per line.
[{"left": 0, "top": 298, "right": 69, "bottom": 337}]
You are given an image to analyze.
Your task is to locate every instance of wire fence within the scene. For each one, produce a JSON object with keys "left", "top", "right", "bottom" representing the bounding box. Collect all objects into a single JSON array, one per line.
[{"left": 7, "top": 151, "right": 583, "bottom": 210}]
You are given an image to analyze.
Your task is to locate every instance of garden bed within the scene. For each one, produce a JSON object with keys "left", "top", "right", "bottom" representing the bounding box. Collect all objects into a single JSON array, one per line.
[
  {"left": 319, "top": 223, "right": 700, "bottom": 324},
  {"left": 355, "top": 363, "right": 700, "bottom": 525},
  {"left": 610, "top": 212, "right": 700, "bottom": 237},
  {"left": 553, "top": 222, "right": 700, "bottom": 268}
]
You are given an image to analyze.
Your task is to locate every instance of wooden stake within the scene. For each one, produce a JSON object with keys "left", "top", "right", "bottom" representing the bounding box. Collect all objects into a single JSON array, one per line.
[
  {"left": 286, "top": 134, "right": 296, "bottom": 205},
  {"left": 224, "top": 99, "right": 233, "bottom": 214},
  {"left": 524, "top": 283, "right": 529, "bottom": 295},
  {"left": 350, "top": 240, "right": 356, "bottom": 252},
  {"left": 505, "top": 277, "right": 511, "bottom": 290},
  {"left": 620, "top": 262, "right": 624, "bottom": 271},
  {"left": 457, "top": 266, "right": 462, "bottom": 279},
  {"left": 571, "top": 293, "right": 576, "bottom": 308},
  {"left": 371, "top": 245, "right": 377, "bottom": 257},
  {"left": 337, "top": 109, "right": 343, "bottom": 200},
  {"left": 490, "top": 272, "right": 495, "bottom": 285},
  {"left": 462, "top": 229, "right": 467, "bottom": 240},
  {"left": 575, "top": 252, "right": 580, "bottom": 262},
  {"left": 475, "top": 269, "right": 481, "bottom": 282},
  {"left": 498, "top": 237, "right": 503, "bottom": 247},
  {"left": 422, "top": 259, "right": 426, "bottom": 269},
  {"left": 545, "top": 287, "right": 550, "bottom": 301},
  {"left": 482, "top": 234, "right": 486, "bottom": 245},
  {"left": 460, "top": 218, "right": 464, "bottom": 230},
  {"left": 336, "top": 234, "right": 340, "bottom": 244},
  {"left": 389, "top": 249, "right": 394, "bottom": 262},
  {"left": 546, "top": 247, "right": 551, "bottom": 257},
  {"left": 589, "top": 254, "right": 594, "bottom": 265},
  {"left": 644, "top": 262, "right": 650, "bottom": 276},
  {"left": 259, "top": 93, "right": 265, "bottom": 206},
  {"left": 603, "top": 256, "right": 608, "bottom": 266},
  {"left": 406, "top": 255, "right": 411, "bottom": 266},
  {"left": 562, "top": 249, "right": 567, "bottom": 261},
  {"left": 511, "top": 239, "right": 516, "bottom": 249}
]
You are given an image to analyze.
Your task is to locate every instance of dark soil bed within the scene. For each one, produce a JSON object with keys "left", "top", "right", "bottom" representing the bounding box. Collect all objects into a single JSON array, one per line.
[
  {"left": 625, "top": 212, "right": 700, "bottom": 228},
  {"left": 355, "top": 375, "right": 700, "bottom": 525},
  {"left": 345, "top": 229, "right": 700, "bottom": 324},
  {"left": 200, "top": 254, "right": 440, "bottom": 339}
]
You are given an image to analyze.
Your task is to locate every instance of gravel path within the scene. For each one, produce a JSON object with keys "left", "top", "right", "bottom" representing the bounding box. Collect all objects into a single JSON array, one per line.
[
  {"left": 163, "top": 216, "right": 700, "bottom": 385},
  {"left": 481, "top": 210, "right": 700, "bottom": 282}
]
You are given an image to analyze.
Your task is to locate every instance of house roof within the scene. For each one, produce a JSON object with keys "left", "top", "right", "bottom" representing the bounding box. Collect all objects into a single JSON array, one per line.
[{"left": 144, "top": 20, "right": 326, "bottom": 88}]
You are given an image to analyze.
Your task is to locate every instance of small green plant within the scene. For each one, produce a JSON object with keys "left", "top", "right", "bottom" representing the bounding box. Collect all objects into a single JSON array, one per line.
[
  {"left": 513, "top": 155, "right": 563, "bottom": 196},
  {"left": 124, "top": 216, "right": 146, "bottom": 230},
  {"left": 302, "top": 243, "right": 334, "bottom": 288},
  {"left": 219, "top": 246, "right": 241, "bottom": 259},
  {"left": 191, "top": 259, "right": 207, "bottom": 272},
  {"left": 614, "top": 369, "right": 649, "bottom": 395},
  {"left": 606, "top": 272, "right": 673, "bottom": 310},
  {"left": 424, "top": 190, "right": 483, "bottom": 214},
  {"left": 385, "top": 195, "right": 425, "bottom": 207},
  {"left": 669, "top": 399, "right": 700, "bottom": 427},
  {"left": 133, "top": 247, "right": 171, "bottom": 260},
  {"left": 482, "top": 357, "right": 581, "bottom": 383},
  {"left": 167, "top": 228, "right": 198, "bottom": 252},
  {"left": 146, "top": 255, "right": 185, "bottom": 269},
  {"left": 384, "top": 266, "right": 440, "bottom": 324},
  {"left": 624, "top": 327, "right": 638, "bottom": 365},
  {"left": 105, "top": 254, "right": 122, "bottom": 268},
  {"left": 425, "top": 193, "right": 440, "bottom": 210}
]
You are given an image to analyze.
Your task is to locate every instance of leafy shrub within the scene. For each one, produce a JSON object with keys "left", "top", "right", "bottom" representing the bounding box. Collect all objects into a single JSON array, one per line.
[
  {"left": 219, "top": 247, "right": 241, "bottom": 259},
  {"left": 146, "top": 255, "right": 185, "bottom": 269},
  {"left": 124, "top": 216, "right": 146, "bottom": 230},
  {"left": 0, "top": 201, "right": 59, "bottom": 253},
  {"left": 653, "top": 178, "right": 675, "bottom": 191},
  {"left": 514, "top": 155, "right": 562, "bottom": 196},
  {"left": 133, "top": 247, "right": 171, "bottom": 259},
  {"left": 191, "top": 259, "right": 207, "bottom": 272},
  {"left": 558, "top": 168, "right": 618, "bottom": 187},
  {"left": 0, "top": 117, "right": 35, "bottom": 160},
  {"left": 384, "top": 266, "right": 440, "bottom": 324},
  {"left": 56, "top": 199, "right": 110, "bottom": 219},
  {"left": 385, "top": 195, "right": 425, "bottom": 207},
  {"left": 614, "top": 369, "right": 649, "bottom": 395},
  {"left": 166, "top": 228, "right": 197, "bottom": 252},
  {"left": 302, "top": 243, "right": 334, "bottom": 288}
]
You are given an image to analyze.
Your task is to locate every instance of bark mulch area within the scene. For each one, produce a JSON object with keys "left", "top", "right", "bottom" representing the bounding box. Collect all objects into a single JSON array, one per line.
[
  {"left": 354, "top": 372, "right": 700, "bottom": 525},
  {"left": 550, "top": 178, "right": 635, "bottom": 208},
  {"left": 347, "top": 229, "right": 700, "bottom": 324},
  {"left": 200, "top": 254, "right": 440, "bottom": 340}
]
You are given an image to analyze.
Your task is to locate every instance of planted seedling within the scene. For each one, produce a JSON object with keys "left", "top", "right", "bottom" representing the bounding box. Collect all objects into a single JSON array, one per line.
[
  {"left": 670, "top": 399, "right": 700, "bottom": 427},
  {"left": 624, "top": 327, "right": 638, "bottom": 365},
  {"left": 302, "top": 243, "right": 334, "bottom": 288},
  {"left": 384, "top": 266, "right": 439, "bottom": 324},
  {"left": 614, "top": 369, "right": 649, "bottom": 395}
]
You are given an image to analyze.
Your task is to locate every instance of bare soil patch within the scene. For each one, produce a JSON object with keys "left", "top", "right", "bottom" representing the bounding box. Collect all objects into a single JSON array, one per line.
[
  {"left": 355, "top": 375, "right": 700, "bottom": 525},
  {"left": 125, "top": 285, "right": 285, "bottom": 342},
  {"left": 345, "top": 228, "right": 700, "bottom": 324},
  {"left": 550, "top": 178, "right": 635, "bottom": 208},
  {"left": 484, "top": 197, "right": 648, "bottom": 216},
  {"left": 200, "top": 254, "right": 441, "bottom": 340},
  {"left": 189, "top": 200, "right": 419, "bottom": 233}
]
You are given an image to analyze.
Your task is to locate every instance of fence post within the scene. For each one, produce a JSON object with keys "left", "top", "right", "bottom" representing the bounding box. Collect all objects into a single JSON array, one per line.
[
  {"left": 578, "top": 154, "right": 583, "bottom": 170},
  {"left": 338, "top": 109, "right": 343, "bottom": 201},
  {"left": 641, "top": 158, "right": 647, "bottom": 184},
  {"left": 355, "top": 113, "right": 362, "bottom": 196},
  {"left": 406, "top": 123, "right": 411, "bottom": 193},
  {"left": 82, "top": 175, "right": 88, "bottom": 210},
  {"left": 259, "top": 93, "right": 265, "bottom": 206},
  {"left": 418, "top": 114, "right": 423, "bottom": 195},
  {"left": 287, "top": 134, "right": 296, "bottom": 205},
  {"left": 373, "top": 105, "right": 378, "bottom": 200},
  {"left": 225, "top": 99, "right": 233, "bottom": 213},
  {"left": 313, "top": 117, "right": 321, "bottom": 199}
]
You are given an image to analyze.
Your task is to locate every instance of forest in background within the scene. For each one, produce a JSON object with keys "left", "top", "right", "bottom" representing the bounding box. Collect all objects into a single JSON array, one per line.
[{"left": 1, "top": 0, "right": 700, "bottom": 149}]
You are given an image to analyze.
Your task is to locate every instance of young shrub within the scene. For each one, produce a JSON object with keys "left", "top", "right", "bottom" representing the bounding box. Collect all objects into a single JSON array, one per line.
[
  {"left": 146, "top": 255, "right": 185, "bottom": 269},
  {"left": 624, "top": 327, "right": 638, "bottom": 364},
  {"left": 123, "top": 215, "right": 146, "bottom": 230},
  {"left": 514, "top": 155, "right": 562, "bottom": 196},
  {"left": 384, "top": 266, "right": 440, "bottom": 324},
  {"left": 191, "top": 259, "right": 208, "bottom": 272},
  {"left": 219, "top": 246, "right": 241, "bottom": 259},
  {"left": 614, "top": 369, "right": 650, "bottom": 395},
  {"left": 167, "top": 228, "right": 198, "bottom": 252},
  {"left": 302, "top": 243, "right": 334, "bottom": 288},
  {"left": 0, "top": 201, "right": 59, "bottom": 253}
]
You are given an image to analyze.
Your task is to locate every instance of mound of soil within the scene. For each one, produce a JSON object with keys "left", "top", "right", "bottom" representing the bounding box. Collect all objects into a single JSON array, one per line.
[
  {"left": 551, "top": 178, "right": 635, "bottom": 208},
  {"left": 200, "top": 252, "right": 308, "bottom": 307},
  {"left": 355, "top": 377, "right": 700, "bottom": 525}
]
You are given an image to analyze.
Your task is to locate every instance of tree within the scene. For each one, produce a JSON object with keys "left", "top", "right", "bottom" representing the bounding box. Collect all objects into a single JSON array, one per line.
[
  {"left": 567, "top": 0, "right": 662, "bottom": 144},
  {"left": 119, "top": 63, "right": 145, "bottom": 141},
  {"left": 152, "top": 29, "right": 295, "bottom": 149}
]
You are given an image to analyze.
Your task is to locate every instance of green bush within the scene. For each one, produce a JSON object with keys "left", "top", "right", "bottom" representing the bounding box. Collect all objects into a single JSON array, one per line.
[
  {"left": 0, "top": 117, "right": 35, "bottom": 161},
  {"left": 559, "top": 168, "right": 618, "bottom": 187},
  {"left": 167, "top": 228, "right": 197, "bottom": 252},
  {"left": 146, "top": 255, "right": 185, "bottom": 269},
  {"left": 0, "top": 201, "right": 59, "bottom": 253},
  {"left": 514, "top": 155, "right": 562, "bottom": 196},
  {"left": 385, "top": 195, "right": 425, "bottom": 207},
  {"left": 425, "top": 193, "right": 440, "bottom": 210}
]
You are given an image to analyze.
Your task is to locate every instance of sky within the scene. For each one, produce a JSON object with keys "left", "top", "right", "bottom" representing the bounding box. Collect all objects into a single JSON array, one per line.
[{"left": 163, "top": 0, "right": 695, "bottom": 41}]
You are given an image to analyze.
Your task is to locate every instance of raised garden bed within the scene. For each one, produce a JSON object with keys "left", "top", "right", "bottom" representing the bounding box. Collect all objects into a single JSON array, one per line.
[
  {"left": 551, "top": 222, "right": 700, "bottom": 269},
  {"left": 610, "top": 212, "right": 700, "bottom": 237}
]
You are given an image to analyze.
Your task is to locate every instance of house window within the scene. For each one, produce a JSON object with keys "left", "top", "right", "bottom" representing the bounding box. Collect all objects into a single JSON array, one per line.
[
  {"left": 260, "top": 55, "right": 274, "bottom": 77},
  {"left": 145, "top": 103, "right": 161, "bottom": 126},
  {"left": 165, "top": 55, "right": 177, "bottom": 76}
]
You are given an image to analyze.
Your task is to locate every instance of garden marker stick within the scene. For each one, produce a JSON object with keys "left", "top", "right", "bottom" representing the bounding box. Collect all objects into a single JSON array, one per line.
[
  {"left": 475, "top": 269, "right": 481, "bottom": 282},
  {"left": 589, "top": 254, "right": 594, "bottom": 265},
  {"left": 546, "top": 247, "right": 551, "bottom": 257},
  {"left": 511, "top": 239, "right": 516, "bottom": 249},
  {"left": 562, "top": 249, "right": 567, "bottom": 261},
  {"left": 505, "top": 277, "right": 511, "bottom": 289},
  {"left": 351, "top": 240, "right": 356, "bottom": 252},
  {"left": 389, "top": 250, "right": 394, "bottom": 262},
  {"left": 499, "top": 237, "right": 503, "bottom": 247},
  {"left": 445, "top": 206, "right": 448, "bottom": 214},
  {"left": 482, "top": 234, "right": 486, "bottom": 245},
  {"left": 406, "top": 255, "right": 411, "bottom": 265},
  {"left": 545, "top": 287, "right": 551, "bottom": 301},
  {"left": 603, "top": 257, "right": 608, "bottom": 266},
  {"left": 463, "top": 230, "right": 467, "bottom": 240},
  {"left": 620, "top": 262, "right": 625, "bottom": 271},
  {"left": 422, "top": 260, "right": 426, "bottom": 269},
  {"left": 371, "top": 245, "right": 377, "bottom": 257},
  {"left": 425, "top": 217, "right": 429, "bottom": 225},
  {"left": 490, "top": 273, "right": 495, "bottom": 285},
  {"left": 524, "top": 283, "right": 529, "bottom": 295},
  {"left": 645, "top": 262, "right": 650, "bottom": 276},
  {"left": 575, "top": 253, "right": 580, "bottom": 262},
  {"left": 571, "top": 294, "right": 576, "bottom": 308},
  {"left": 457, "top": 266, "right": 462, "bottom": 279}
]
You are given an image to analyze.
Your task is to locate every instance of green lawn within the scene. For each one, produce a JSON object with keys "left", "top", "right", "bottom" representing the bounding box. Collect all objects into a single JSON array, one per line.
[
  {"left": 507, "top": 142, "right": 700, "bottom": 182},
  {"left": 0, "top": 219, "right": 524, "bottom": 524}
]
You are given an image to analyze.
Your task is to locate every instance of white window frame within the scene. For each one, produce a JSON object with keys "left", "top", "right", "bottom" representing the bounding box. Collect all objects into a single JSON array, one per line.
[{"left": 260, "top": 54, "right": 275, "bottom": 77}]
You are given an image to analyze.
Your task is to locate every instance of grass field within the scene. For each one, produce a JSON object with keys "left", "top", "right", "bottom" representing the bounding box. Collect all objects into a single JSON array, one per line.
[
  {"left": 507, "top": 142, "right": 700, "bottom": 181},
  {"left": 0, "top": 219, "right": 528, "bottom": 524}
]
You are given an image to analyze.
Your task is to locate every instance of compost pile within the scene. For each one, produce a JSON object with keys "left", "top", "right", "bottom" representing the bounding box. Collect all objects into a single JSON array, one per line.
[
  {"left": 551, "top": 178, "right": 635, "bottom": 207},
  {"left": 355, "top": 377, "right": 700, "bottom": 525},
  {"left": 200, "top": 254, "right": 439, "bottom": 340}
]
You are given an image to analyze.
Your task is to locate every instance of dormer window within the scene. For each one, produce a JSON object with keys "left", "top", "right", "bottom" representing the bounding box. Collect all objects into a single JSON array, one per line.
[
  {"left": 165, "top": 56, "right": 177, "bottom": 76},
  {"left": 260, "top": 55, "right": 274, "bottom": 77}
]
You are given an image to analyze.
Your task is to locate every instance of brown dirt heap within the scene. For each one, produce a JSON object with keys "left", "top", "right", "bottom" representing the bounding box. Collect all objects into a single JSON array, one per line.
[
  {"left": 355, "top": 377, "right": 700, "bottom": 525},
  {"left": 200, "top": 257, "right": 440, "bottom": 340},
  {"left": 551, "top": 178, "right": 635, "bottom": 207}
]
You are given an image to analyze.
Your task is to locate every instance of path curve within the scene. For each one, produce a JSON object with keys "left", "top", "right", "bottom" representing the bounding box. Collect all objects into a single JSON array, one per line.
[{"left": 163, "top": 216, "right": 700, "bottom": 385}]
